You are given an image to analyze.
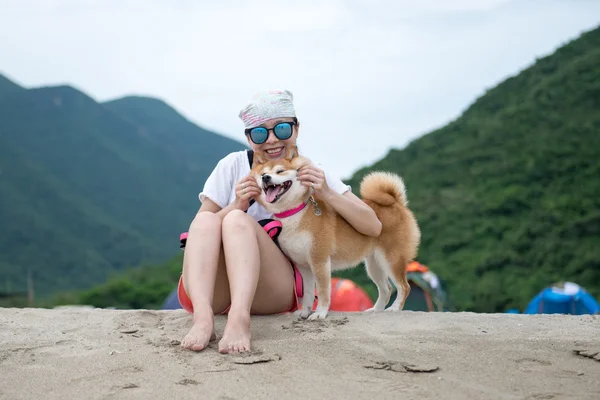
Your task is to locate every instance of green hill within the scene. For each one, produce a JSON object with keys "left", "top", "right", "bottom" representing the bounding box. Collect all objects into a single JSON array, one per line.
[
  {"left": 55, "top": 26, "right": 600, "bottom": 313},
  {"left": 0, "top": 76, "right": 246, "bottom": 299},
  {"left": 342, "top": 26, "right": 600, "bottom": 312}
]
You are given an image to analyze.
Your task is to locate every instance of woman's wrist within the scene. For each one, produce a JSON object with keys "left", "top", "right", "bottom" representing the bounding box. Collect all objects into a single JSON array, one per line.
[
  {"left": 318, "top": 187, "right": 337, "bottom": 203},
  {"left": 216, "top": 202, "right": 240, "bottom": 219}
]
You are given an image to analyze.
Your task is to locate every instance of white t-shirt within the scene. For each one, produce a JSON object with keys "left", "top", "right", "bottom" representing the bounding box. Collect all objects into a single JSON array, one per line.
[{"left": 199, "top": 150, "right": 350, "bottom": 221}]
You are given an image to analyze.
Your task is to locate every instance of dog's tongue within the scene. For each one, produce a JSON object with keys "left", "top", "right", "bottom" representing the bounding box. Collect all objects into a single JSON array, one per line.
[{"left": 266, "top": 185, "right": 282, "bottom": 203}]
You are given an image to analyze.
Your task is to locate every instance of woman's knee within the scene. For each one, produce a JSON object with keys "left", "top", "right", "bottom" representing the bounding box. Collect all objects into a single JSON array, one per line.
[
  {"left": 190, "top": 211, "right": 222, "bottom": 234},
  {"left": 222, "top": 209, "right": 255, "bottom": 234}
]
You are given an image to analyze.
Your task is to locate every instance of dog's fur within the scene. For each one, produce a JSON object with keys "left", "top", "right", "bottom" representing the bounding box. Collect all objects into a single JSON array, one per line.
[{"left": 251, "top": 146, "right": 421, "bottom": 320}]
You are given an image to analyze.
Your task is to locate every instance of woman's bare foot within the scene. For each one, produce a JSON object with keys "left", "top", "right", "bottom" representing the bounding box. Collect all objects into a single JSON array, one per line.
[
  {"left": 181, "top": 308, "right": 216, "bottom": 352},
  {"left": 218, "top": 309, "right": 251, "bottom": 354}
]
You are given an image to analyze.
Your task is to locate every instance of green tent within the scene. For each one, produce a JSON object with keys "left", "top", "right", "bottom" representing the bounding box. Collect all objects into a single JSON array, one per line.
[{"left": 389, "top": 262, "right": 450, "bottom": 312}]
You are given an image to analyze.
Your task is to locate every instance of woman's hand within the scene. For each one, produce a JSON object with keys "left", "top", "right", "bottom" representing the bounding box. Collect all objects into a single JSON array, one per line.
[
  {"left": 234, "top": 176, "right": 262, "bottom": 211},
  {"left": 298, "top": 163, "right": 382, "bottom": 236},
  {"left": 298, "top": 164, "right": 333, "bottom": 200}
]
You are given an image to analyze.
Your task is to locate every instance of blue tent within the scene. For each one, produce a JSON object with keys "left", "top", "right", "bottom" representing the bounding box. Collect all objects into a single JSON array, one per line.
[
  {"left": 162, "top": 287, "right": 183, "bottom": 310},
  {"left": 523, "top": 282, "right": 600, "bottom": 315}
]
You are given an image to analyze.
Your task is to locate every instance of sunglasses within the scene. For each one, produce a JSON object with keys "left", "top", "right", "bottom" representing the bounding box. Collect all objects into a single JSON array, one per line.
[{"left": 245, "top": 119, "right": 297, "bottom": 144}]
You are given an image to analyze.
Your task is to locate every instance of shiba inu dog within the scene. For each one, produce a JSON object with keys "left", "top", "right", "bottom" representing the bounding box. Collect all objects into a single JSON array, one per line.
[{"left": 251, "top": 146, "right": 421, "bottom": 320}]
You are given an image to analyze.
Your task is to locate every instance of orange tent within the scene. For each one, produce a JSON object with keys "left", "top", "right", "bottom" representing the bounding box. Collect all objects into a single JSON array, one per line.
[
  {"left": 311, "top": 277, "right": 374, "bottom": 311},
  {"left": 407, "top": 261, "right": 429, "bottom": 273}
]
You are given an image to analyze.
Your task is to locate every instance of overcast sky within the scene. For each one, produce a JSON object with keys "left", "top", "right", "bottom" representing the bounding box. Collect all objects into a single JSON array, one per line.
[{"left": 1, "top": 0, "right": 599, "bottom": 179}]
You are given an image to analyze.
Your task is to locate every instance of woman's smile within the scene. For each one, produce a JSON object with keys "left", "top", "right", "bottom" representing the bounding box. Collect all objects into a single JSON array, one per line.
[{"left": 264, "top": 146, "right": 285, "bottom": 157}]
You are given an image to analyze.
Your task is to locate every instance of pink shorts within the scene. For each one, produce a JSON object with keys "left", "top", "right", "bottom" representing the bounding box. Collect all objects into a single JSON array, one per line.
[{"left": 177, "top": 219, "right": 304, "bottom": 315}]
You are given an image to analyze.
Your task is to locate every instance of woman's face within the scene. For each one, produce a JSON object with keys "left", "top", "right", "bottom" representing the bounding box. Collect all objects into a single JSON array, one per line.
[{"left": 245, "top": 117, "right": 299, "bottom": 160}]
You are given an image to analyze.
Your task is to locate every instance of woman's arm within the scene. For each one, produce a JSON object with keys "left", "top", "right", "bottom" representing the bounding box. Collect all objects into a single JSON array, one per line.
[
  {"left": 297, "top": 166, "right": 382, "bottom": 237},
  {"left": 193, "top": 175, "right": 262, "bottom": 221},
  {"left": 322, "top": 189, "right": 382, "bottom": 237},
  {"left": 194, "top": 198, "right": 234, "bottom": 220}
]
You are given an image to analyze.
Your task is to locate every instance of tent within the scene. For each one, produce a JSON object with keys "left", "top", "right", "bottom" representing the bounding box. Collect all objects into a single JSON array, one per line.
[
  {"left": 522, "top": 281, "right": 600, "bottom": 315},
  {"left": 387, "top": 261, "right": 449, "bottom": 312},
  {"left": 161, "top": 276, "right": 374, "bottom": 312},
  {"left": 162, "top": 286, "right": 182, "bottom": 310},
  {"left": 312, "top": 277, "right": 373, "bottom": 312}
]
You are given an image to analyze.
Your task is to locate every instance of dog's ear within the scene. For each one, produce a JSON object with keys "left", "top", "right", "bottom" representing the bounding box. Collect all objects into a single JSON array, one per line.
[
  {"left": 253, "top": 151, "right": 268, "bottom": 166},
  {"left": 291, "top": 156, "right": 312, "bottom": 170},
  {"left": 285, "top": 145, "right": 299, "bottom": 160}
]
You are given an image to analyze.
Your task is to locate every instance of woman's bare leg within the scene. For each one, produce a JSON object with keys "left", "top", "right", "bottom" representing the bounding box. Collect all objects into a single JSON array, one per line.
[
  {"left": 180, "top": 210, "right": 295, "bottom": 353},
  {"left": 218, "top": 210, "right": 296, "bottom": 354},
  {"left": 180, "top": 211, "right": 228, "bottom": 351}
]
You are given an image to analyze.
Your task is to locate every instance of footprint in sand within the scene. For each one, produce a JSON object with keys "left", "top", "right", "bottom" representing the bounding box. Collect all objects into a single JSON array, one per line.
[
  {"left": 4, "top": 340, "right": 83, "bottom": 365},
  {"left": 281, "top": 316, "right": 349, "bottom": 333},
  {"left": 176, "top": 378, "right": 200, "bottom": 386},
  {"left": 524, "top": 393, "right": 563, "bottom": 400},
  {"left": 110, "top": 365, "right": 144, "bottom": 374},
  {"left": 363, "top": 360, "right": 439, "bottom": 373},
  {"left": 105, "top": 383, "right": 140, "bottom": 397},
  {"left": 71, "top": 365, "right": 144, "bottom": 384},
  {"left": 230, "top": 352, "right": 281, "bottom": 365},
  {"left": 54, "top": 339, "right": 78, "bottom": 346},
  {"left": 109, "top": 383, "right": 140, "bottom": 396},
  {"left": 573, "top": 349, "right": 600, "bottom": 362},
  {"left": 113, "top": 310, "right": 165, "bottom": 337},
  {"left": 121, "top": 383, "right": 139, "bottom": 389},
  {"left": 514, "top": 357, "right": 552, "bottom": 372},
  {"left": 145, "top": 336, "right": 183, "bottom": 349}
]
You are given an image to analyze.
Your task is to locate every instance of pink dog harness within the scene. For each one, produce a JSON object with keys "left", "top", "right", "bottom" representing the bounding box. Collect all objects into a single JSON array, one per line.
[{"left": 259, "top": 219, "right": 304, "bottom": 300}]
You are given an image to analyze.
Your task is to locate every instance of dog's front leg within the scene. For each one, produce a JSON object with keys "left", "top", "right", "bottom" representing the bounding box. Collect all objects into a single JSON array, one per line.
[
  {"left": 294, "top": 265, "right": 315, "bottom": 319},
  {"left": 308, "top": 257, "right": 332, "bottom": 320}
]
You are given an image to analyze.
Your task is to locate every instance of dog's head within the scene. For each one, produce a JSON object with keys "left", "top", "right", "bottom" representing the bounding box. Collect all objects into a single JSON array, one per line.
[{"left": 250, "top": 146, "right": 312, "bottom": 213}]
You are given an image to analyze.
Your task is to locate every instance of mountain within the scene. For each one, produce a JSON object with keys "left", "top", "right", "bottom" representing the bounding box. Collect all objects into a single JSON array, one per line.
[
  {"left": 0, "top": 76, "right": 246, "bottom": 298},
  {"left": 0, "top": 72, "right": 26, "bottom": 99},
  {"left": 51, "top": 26, "right": 600, "bottom": 313},
  {"left": 103, "top": 96, "right": 233, "bottom": 180}
]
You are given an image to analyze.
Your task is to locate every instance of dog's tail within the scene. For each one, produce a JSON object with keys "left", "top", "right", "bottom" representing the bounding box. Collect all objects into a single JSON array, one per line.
[{"left": 359, "top": 171, "right": 408, "bottom": 207}]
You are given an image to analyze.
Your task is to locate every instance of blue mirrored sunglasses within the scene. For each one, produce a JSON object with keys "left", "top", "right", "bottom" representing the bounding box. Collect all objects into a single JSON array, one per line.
[{"left": 245, "top": 120, "right": 297, "bottom": 144}]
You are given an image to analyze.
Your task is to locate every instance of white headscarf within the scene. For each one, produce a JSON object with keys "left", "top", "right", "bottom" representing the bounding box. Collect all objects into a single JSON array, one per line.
[{"left": 238, "top": 89, "right": 296, "bottom": 129}]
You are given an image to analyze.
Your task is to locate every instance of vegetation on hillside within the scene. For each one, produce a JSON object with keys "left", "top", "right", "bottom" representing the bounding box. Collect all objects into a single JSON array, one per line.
[
  {"left": 45, "top": 254, "right": 184, "bottom": 310},
  {"left": 342, "top": 26, "right": 600, "bottom": 312},
  {"left": 0, "top": 77, "right": 246, "bottom": 298}
]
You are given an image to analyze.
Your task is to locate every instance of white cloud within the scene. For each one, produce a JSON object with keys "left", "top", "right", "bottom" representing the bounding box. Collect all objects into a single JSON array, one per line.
[{"left": 1, "top": 0, "right": 599, "bottom": 179}]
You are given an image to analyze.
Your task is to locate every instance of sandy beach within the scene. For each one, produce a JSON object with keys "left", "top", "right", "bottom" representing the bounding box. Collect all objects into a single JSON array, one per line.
[{"left": 0, "top": 308, "right": 598, "bottom": 399}]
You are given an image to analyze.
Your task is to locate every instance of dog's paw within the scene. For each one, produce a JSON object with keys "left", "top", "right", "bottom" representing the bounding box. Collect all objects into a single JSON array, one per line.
[
  {"left": 364, "top": 305, "right": 386, "bottom": 313},
  {"left": 294, "top": 308, "right": 311, "bottom": 319},
  {"left": 307, "top": 310, "right": 328, "bottom": 320},
  {"left": 385, "top": 306, "right": 401, "bottom": 312}
]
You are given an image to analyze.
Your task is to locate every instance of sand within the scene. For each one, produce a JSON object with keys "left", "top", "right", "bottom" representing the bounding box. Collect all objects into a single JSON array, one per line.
[{"left": 0, "top": 308, "right": 599, "bottom": 400}]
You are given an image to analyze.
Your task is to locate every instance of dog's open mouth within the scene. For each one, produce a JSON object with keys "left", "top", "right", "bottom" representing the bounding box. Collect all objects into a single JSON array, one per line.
[{"left": 264, "top": 181, "right": 292, "bottom": 203}]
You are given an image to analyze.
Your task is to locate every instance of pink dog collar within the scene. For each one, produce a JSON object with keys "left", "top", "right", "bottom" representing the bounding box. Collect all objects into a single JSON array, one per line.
[{"left": 274, "top": 202, "right": 307, "bottom": 218}]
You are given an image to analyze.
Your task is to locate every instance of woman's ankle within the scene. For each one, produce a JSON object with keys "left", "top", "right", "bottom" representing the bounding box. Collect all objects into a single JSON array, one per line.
[
  {"left": 191, "top": 301, "right": 214, "bottom": 323},
  {"left": 227, "top": 305, "right": 251, "bottom": 319}
]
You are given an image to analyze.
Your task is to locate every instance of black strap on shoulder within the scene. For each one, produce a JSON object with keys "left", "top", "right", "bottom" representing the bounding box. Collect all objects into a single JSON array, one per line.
[
  {"left": 246, "top": 149, "right": 256, "bottom": 211},
  {"left": 247, "top": 149, "right": 254, "bottom": 168}
]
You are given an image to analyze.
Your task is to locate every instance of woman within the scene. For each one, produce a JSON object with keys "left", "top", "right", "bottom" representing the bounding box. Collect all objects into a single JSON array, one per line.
[{"left": 179, "top": 90, "right": 382, "bottom": 354}]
